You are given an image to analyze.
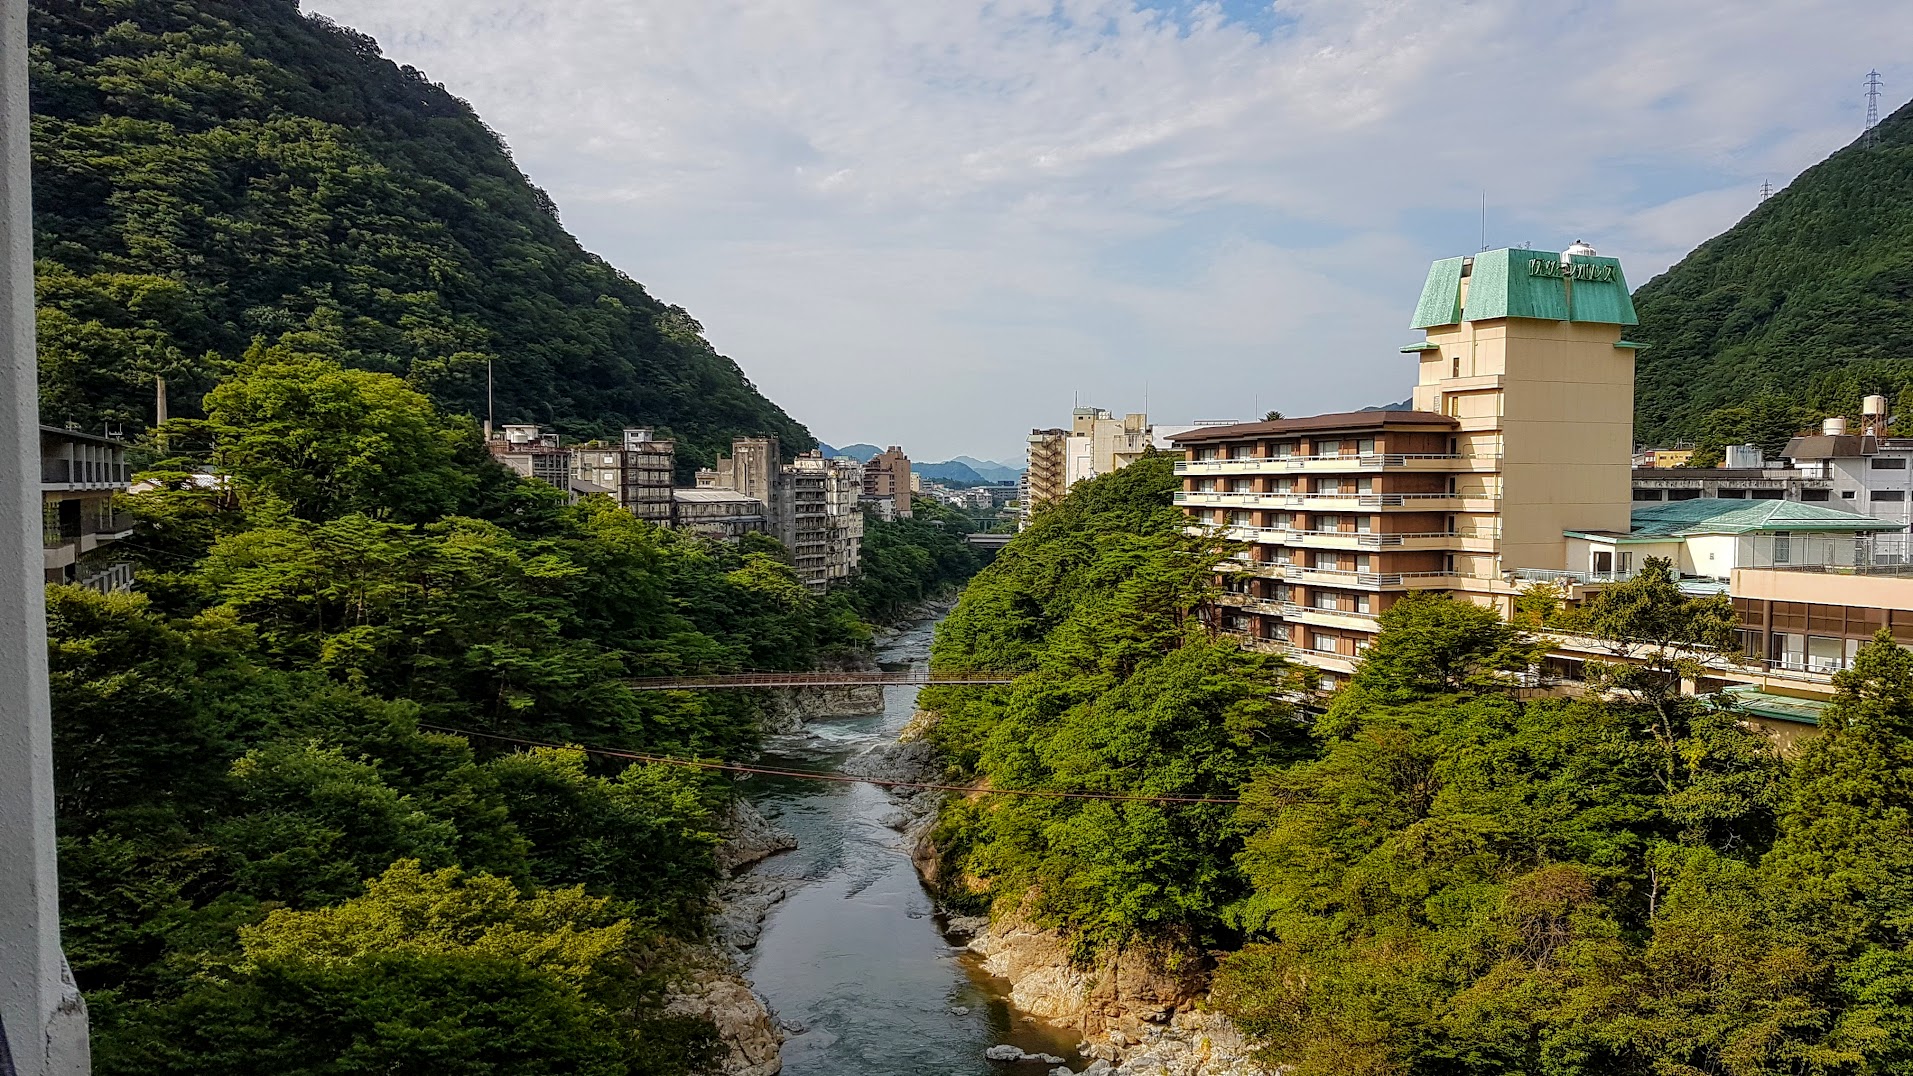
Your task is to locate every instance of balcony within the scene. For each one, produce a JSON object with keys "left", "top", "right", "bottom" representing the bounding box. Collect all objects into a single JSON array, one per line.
[
  {"left": 1285, "top": 604, "right": 1381, "bottom": 633},
  {"left": 1273, "top": 564, "right": 1466, "bottom": 590}
]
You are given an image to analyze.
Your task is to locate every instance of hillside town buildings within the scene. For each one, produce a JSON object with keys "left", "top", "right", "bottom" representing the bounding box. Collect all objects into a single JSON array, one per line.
[
  {"left": 482, "top": 425, "right": 867, "bottom": 593},
  {"left": 1174, "top": 242, "right": 1913, "bottom": 727}
]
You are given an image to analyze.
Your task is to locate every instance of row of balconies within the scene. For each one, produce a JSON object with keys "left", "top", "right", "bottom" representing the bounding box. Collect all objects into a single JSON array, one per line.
[
  {"left": 1176, "top": 453, "right": 1499, "bottom": 476},
  {"left": 1176, "top": 490, "right": 1497, "bottom": 511},
  {"left": 1208, "top": 524, "right": 1498, "bottom": 553}
]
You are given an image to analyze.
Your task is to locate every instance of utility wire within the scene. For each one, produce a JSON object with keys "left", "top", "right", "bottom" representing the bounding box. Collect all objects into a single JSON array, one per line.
[{"left": 418, "top": 724, "right": 1243, "bottom": 805}]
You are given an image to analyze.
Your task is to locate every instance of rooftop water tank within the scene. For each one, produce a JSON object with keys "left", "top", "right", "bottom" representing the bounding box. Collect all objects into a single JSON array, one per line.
[
  {"left": 1725, "top": 443, "right": 1763, "bottom": 469},
  {"left": 1823, "top": 416, "right": 1849, "bottom": 436},
  {"left": 1865, "top": 394, "right": 1890, "bottom": 417},
  {"left": 1561, "top": 239, "right": 1598, "bottom": 262}
]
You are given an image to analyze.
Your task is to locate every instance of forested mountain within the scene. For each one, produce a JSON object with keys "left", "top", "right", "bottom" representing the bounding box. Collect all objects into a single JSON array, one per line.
[
  {"left": 28, "top": 0, "right": 809, "bottom": 471},
  {"left": 1633, "top": 97, "right": 1913, "bottom": 448}
]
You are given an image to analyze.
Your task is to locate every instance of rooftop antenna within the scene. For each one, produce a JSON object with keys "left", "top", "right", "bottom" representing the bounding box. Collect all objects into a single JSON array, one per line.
[
  {"left": 1866, "top": 69, "right": 1884, "bottom": 147},
  {"left": 1760, "top": 179, "right": 1775, "bottom": 200},
  {"left": 1479, "top": 190, "right": 1488, "bottom": 251}
]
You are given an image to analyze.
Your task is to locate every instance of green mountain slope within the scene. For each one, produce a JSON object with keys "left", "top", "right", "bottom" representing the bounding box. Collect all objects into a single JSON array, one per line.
[
  {"left": 1632, "top": 98, "right": 1913, "bottom": 447},
  {"left": 28, "top": 0, "right": 810, "bottom": 471}
]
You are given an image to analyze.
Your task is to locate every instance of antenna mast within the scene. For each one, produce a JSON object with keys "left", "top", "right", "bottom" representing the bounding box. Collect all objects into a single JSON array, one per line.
[
  {"left": 1760, "top": 179, "right": 1774, "bottom": 200},
  {"left": 1866, "top": 69, "right": 1884, "bottom": 147}
]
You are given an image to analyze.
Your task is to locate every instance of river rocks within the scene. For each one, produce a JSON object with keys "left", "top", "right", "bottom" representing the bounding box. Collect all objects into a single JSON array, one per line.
[
  {"left": 716, "top": 800, "right": 798, "bottom": 874},
  {"left": 943, "top": 914, "right": 990, "bottom": 937},
  {"left": 985, "top": 1044, "right": 1065, "bottom": 1063},
  {"left": 663, "top": 961, "right": 783, "bottom": 1076},
  {"left": 759, "top": 683, "right": 886, "bottom": 731},
  {"left": 1094, "top": 1010, "right": 1272, "bottom": 1076}
]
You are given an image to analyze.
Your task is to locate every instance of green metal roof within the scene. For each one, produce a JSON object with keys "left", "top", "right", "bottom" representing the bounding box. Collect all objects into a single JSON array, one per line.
[
  {"left": 1410, "top": 256, "right": 1466, "bottom": 328},
  {"left": 1399, "top": 342, "right": 1441, "bottom": 353},
  {"left": 1409, "top": 247, "right": 1638, "bottom": 329},
  {"left": 1614, "top": 340, "right": 1649, "bottom": 349},
  {"left": 1718, "top": 684, "right": 1825, "bottom": 726},
  {"left": 1626, "top": 498, "right": 1905, "bottom": 537}
]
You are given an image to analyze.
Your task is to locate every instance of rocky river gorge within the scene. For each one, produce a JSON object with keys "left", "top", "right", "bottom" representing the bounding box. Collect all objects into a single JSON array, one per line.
[{"left": 693, "top": 607, "right": 1272, "bottom": 1076}]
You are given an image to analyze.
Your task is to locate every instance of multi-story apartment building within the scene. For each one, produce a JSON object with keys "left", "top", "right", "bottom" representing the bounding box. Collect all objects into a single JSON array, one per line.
[
  {"left": 1023, "top": 427, "right": 1068, "bottom": 525},
  {"left": 1175, "top": 242, "right": 1644, "bottom": 687},
  {"left": 861, "top": 445, "right": 913, "bottom": 519},
  {"left": 569, "top": 428, "right": 676, "bottom": 524},
  {"left": 779, "top": 452, "right": 865, "bottom": 591},
  {"left": 41, "top": 426, "right": 134, "bottom": 592}
]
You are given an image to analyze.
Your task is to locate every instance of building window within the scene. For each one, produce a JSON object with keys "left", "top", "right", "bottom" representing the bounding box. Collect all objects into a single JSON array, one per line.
[
  {"left": 1803, "top": 488, "right": 1831, "bottom": 501},
  {"left": 1871, "top": 457, "right": 1908, "bottom": 470},
  {"left": 1875, "top": 490, "right": 1907, "bottom": 502},
  {"left": 1313, "top": 633, "right": 1336, "bottom": 653},
  {"left": 1358, "top": 438, "right": 1377, "bottom": 456},
  {"left": 1319, "top": 675, "right": 1337, "bottom": 692},
  {"left": 1843, "top": 491, "right": 1857, "bottom": 500},
  {"left": 1450, "top": 356, "right": 1461, "bottom": 378},
  {"left": 1633, "top": 489, "right": 1664, "bottom": 501}
]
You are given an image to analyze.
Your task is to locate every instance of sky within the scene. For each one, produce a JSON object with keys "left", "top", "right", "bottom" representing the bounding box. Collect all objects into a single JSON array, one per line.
[{"left": 308, "top": 1, "right": 1913, "bottom": 464}]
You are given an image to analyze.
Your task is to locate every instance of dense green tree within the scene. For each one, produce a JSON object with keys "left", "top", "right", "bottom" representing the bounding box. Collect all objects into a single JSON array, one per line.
[
  {"left": 921, "top": 457, "right": 1307, "bottom": 956},
  {"left": 1348, "top": 591, "right": 1540, "bottom": 702}
]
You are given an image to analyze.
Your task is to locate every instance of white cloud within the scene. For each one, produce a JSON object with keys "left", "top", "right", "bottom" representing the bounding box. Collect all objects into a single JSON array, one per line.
[{"left": 310, "top": 0, "right": 1913, "bottom": 460}]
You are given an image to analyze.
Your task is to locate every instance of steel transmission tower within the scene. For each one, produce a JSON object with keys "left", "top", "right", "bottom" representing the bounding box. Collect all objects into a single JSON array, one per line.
[
  {"left": 1760, "top": 180, "right": 1774, "bottom": 200},
  {"left": 1866, "top": 69, "right": 1884, "bottom": 147}
]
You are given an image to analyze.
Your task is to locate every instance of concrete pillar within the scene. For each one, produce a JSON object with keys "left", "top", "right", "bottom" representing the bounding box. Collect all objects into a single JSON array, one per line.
[{"left": 0, "top": 0, "right": 91, "bottom": 1069}]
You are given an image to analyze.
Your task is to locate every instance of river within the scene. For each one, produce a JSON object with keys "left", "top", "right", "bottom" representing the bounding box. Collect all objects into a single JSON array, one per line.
[{"left": 737, "top": 611, "right": 1082, "bottom": 1076}]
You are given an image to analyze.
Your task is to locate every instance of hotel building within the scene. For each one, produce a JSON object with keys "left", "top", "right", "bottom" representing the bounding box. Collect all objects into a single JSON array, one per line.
[{"left": 1173, "top": 243, "right": 1644, "bottom": 687}]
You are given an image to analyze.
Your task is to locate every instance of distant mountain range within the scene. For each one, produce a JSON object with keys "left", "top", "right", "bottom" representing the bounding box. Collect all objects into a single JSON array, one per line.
[
  {"left": 816, "top": 442, "right": 882, "bottom": 463},
  {"left": 818, "top": 443, "right": 1021, "bottom": 486}
]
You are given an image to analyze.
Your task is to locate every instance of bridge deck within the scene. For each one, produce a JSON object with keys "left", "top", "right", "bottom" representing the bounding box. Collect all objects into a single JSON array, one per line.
[{"left": 626, "top": 671, "right": 1016, "bottom": 691}]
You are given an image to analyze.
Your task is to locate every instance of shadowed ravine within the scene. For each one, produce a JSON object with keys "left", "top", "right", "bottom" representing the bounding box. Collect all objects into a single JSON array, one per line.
[{"left": 737, "top": 613, "right": 1082, "bottom": 1075}]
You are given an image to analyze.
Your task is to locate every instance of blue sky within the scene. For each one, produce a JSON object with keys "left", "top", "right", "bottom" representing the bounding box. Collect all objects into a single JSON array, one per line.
[{"left": 312, "top": 0, "right": 1913, "bottom": 463}]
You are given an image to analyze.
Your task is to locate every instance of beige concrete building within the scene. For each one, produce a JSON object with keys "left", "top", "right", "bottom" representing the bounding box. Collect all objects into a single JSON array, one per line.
[
  {"left": 1066, "top": 408, "right": 1154, "bottom": 487},
  {"left": 1175, "top": 243, "right": 1645, "bottom": 686},
  {"left": 862, "top": 445, "right": 913, "bottom": 519}
]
